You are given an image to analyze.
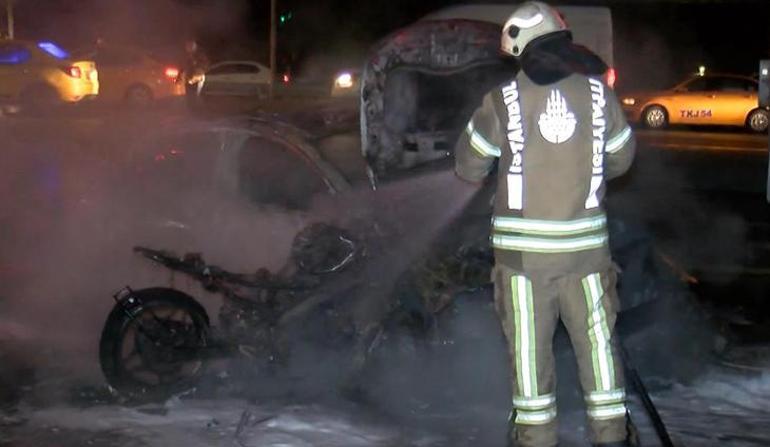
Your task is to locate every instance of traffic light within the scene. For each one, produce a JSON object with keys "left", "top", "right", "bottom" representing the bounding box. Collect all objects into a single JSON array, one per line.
[{"left": 279, "top": 12, "right": 293, "bottom": 25}]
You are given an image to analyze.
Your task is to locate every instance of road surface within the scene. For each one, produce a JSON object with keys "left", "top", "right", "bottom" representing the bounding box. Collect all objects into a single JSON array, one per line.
[
  {"left": 637, "top": 128, "right": 767, "bottom": 154},
  {"left": 1, "top": 109, "right": 769, "bottom": 446}
]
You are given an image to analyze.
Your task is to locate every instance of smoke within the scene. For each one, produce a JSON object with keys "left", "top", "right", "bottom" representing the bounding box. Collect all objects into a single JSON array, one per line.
[
  {"left": 607, "top": 13, "right": 754, "bottom": 280},
  {"left": 607, "top": 145, "right": 751, "bottom": 285},
  {"left": 615, "top": 28, "right": 680, "bottom": 91},
  {"left": 0, "top": 105, "right": 485, "bottom": 413},
  {"left": 0, "top": 120, "right": 284, "bottom": 381},
  {"left": 0, "top": 7, "right": 761, "bottom": 443},
  {"left": 13, "top": 0, "right": 254, "bottom": 59}
]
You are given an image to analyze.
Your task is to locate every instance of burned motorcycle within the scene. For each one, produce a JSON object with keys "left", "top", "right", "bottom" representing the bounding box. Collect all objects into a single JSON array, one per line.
[
  {"left": 99, "top": 214, "right": 717, "bottom": 403},
  {"left": 99, "top": 223, "right": 368, "bottom": 399}
]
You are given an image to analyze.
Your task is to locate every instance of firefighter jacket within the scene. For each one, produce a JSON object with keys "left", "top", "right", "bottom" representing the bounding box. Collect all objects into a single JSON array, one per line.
[{"left": 455, "top": 72, "right": 635, "bottom": 274}]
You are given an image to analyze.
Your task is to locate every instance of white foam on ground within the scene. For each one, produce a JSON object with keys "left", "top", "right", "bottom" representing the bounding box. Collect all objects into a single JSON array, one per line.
[{"left": 23, "top": 399, "right": 443, "bottom": 447}]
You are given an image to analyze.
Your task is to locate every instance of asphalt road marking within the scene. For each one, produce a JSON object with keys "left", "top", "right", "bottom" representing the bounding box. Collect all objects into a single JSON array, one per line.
[{"left": 641, "top": 142, "right": 767, "bottom": 154}]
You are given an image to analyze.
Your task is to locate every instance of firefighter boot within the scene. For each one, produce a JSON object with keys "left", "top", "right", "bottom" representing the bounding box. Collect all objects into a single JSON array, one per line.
[
  {"left": 593, "top": 417, "right": 639, "bottom": 447},
  {"left": 506, "top": 423, "right": 560, "bottom": 447}
]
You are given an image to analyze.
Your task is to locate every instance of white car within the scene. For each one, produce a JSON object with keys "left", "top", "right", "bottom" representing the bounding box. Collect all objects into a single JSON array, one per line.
[{"left": 194, "top": 61, "right": 272, "bottom": 99}]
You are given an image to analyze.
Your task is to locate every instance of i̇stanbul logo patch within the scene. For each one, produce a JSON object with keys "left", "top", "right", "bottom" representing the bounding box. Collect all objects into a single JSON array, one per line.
[{"left": 538, "top": 89, "right": 577, "bottom": 144}]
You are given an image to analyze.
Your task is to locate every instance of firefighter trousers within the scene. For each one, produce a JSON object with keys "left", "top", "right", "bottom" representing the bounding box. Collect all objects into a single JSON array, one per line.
[{"left": 493, "top": 264, "right": 631, "bottom": 446}]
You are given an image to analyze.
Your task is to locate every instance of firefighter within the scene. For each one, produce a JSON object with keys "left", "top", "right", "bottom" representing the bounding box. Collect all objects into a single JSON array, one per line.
[
  {"left": 454, "top": 2, "right": 637, "bottom": 446},
  {"left": 183, "top": 39, "right": 210, "bottom": 110}
]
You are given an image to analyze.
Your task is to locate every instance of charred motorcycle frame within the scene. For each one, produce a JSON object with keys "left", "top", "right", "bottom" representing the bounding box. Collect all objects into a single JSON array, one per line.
[{"left": 99, "top": 223, "right": 370, "bottom": 399}]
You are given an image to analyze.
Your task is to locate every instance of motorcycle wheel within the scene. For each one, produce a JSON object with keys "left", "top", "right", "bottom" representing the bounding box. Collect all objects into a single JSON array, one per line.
[{"left": 99, "top": 288, "right": 211, "bottom": 401}]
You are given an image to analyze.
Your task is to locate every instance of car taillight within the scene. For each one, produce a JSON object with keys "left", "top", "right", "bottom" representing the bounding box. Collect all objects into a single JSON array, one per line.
[
  {"left": 605, "top": 67, "right": 617, "bottom": 89},
  {"left": 164, "top": 66, "right": 180, "bottom": 81},
  {"left": 63, "top": 66, "right": 81, "bottom": 78}
]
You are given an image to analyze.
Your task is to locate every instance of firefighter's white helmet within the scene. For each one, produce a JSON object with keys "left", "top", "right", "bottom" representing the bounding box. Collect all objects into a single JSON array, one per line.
[{"left": 501, "top": 2, "right": 569, "bottom": 57}]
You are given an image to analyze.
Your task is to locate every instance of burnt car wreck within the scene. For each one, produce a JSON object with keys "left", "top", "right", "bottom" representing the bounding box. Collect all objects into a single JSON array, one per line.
[
  {"left": 360, "top": 19, "right": 514, "bottom": 177},
  {"left": 360, "top": 4, "right": 614, "bottom": 180}
]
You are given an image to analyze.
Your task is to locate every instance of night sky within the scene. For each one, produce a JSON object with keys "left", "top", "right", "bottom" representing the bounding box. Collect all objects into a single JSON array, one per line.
[
  {"left": 5, "top": 0, "right": 770, "bottom": 90},
  {"left": 274, "top": 0, "right": 770, "bottom": 89}
]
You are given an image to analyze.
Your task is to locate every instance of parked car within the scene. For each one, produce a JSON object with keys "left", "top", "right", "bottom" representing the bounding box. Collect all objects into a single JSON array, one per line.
[
  {"left": 0, "top": 40, "right": 98, "bottom": 111},
  {"left": 73, "top": 44, "right": 183, "bottom": 106},
  {"left": 621, "top": 74, "right": 769, "bottom": 133},
  {"left": 189, "top": 61, "right": 273, "bottom": 100}
]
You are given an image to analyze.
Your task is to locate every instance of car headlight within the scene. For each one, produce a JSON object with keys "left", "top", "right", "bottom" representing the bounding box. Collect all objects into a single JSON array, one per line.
[
  {"left": 335, "top": 73, "right": 354, "bottom": 89},
  {"left": 622, "top": 98, "right": 636, "bottom": 106}
]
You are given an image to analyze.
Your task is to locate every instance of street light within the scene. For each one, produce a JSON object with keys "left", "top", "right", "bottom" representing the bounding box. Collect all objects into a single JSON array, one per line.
[
  {"left": 270, "top": 0, "right": 276, "bottom": 98},
  {"left": 5, "top": 0, "right": 14, "bottom": 39},
  {"left": 270, "top": 3, "right": 294, "bottom": 98}
]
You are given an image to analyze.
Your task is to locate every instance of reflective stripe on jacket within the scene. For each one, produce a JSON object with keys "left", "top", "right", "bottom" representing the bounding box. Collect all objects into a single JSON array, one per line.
[{"left": 455, "top": 72, "right": 635, "bottom": 274}]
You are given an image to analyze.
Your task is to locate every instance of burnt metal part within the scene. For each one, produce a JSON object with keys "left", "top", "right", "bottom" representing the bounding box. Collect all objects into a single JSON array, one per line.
[
  {"left": 140, "top": 115, "right": 353, "bottom": 198},
  {"left": 360, "top": 19, "right": 518, "bottom": 181},
  {"left": 113, "top": 286, "right": 145, "bottom": 319},
  {"left": 206, "top": 116, "right": 352, "bottom": 195},
  {"left": 291, "top": 223, "right": 358, "bottom": 274}
]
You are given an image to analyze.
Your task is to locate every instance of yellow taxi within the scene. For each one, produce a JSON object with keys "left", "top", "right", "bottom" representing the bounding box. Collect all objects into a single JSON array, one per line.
[
  {"left": 73, "top": 44, "right": 184, "bottom": 106},
  {"left": 621, "top": 74, "right": 769, "bottom": 133},
  {"left": 0, "top": 40, "right": 98, "bottom": 110}
]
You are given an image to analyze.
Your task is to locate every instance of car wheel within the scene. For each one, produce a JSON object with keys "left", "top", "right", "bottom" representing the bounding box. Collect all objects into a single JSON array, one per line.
[
  {"left": 747, "top": 109, "right": 769, "bottom": 133},
  {"left": 20, "top": 84, "right": 60, "bottom": 115},
  {"left": 643, "top": 105, "right": 668, "bottom": 129},
  {"left": 125, "top": 84, "right": 154, "bottom": 107}
]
